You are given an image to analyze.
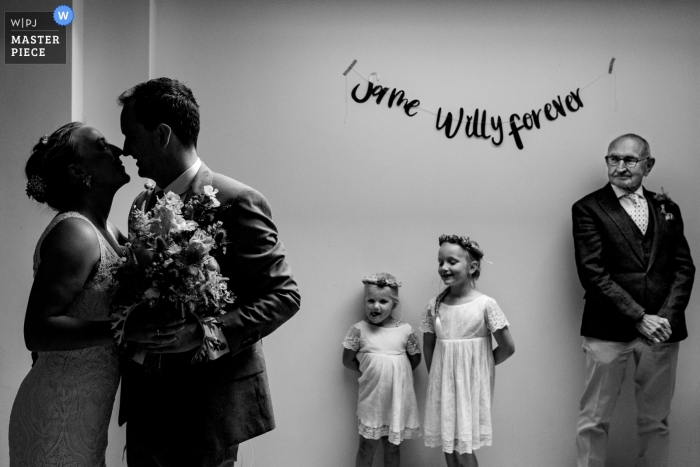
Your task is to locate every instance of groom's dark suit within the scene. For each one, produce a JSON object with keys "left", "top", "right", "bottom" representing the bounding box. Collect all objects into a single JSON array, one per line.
[
  {"left": 572, "top": 183, "right": 694, "bottom": 342},
  {"left": 119, "top": 162, "right": 300, "bottom": 461}
]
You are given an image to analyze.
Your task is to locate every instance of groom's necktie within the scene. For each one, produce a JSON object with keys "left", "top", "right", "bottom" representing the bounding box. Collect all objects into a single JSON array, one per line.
[{"left": 625, "top": 193, "right": 648, "bottom": 234}]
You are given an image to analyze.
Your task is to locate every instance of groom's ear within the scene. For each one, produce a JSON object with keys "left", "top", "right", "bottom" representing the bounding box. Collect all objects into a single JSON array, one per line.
[{"left": 156, "top": 123, "right": 172, "bottom": 149}]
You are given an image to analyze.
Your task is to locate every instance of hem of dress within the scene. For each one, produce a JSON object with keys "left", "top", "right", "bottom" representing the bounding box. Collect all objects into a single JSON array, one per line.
[
  {"left": 424, "top": 435, "right": 492, "bottom": 454},
  {"left": 358, "top": 419, "right": 421, "bottom": 445}
]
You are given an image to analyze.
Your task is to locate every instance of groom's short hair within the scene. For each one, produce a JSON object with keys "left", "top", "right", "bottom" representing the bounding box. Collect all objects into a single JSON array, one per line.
[{"left": 118, "top": 77, "right": 200, "bottom": 149}]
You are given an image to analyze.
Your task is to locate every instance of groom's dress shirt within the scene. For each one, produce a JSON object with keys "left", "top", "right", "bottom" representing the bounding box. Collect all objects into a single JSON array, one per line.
[{"left": 153, "top": 156, "right": 202, "bottom": 196}]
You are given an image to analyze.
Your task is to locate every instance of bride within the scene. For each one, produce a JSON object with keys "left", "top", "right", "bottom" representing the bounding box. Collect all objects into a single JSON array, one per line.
[{"left": 8, "top": 122, "right": 172, "bottom": 466}]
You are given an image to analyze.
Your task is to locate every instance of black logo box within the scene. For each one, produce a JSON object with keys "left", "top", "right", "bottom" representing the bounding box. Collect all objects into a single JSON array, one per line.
[{"left": 5, "top": 12, "right": 67, "bottom": 64}]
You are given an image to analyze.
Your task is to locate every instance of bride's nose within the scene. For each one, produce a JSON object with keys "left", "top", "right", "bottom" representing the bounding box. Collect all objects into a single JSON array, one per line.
[{"left": 108, "top": 143, "right": 123, "bottom": 158}]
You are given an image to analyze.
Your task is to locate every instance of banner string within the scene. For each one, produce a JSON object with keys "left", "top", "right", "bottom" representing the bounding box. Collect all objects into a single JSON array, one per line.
[
  {"left": 344, "top": 58, "right": 617, "bottom": 123},
  {"left": 581, "top": 71, "right": 607, "bottom": 90}
]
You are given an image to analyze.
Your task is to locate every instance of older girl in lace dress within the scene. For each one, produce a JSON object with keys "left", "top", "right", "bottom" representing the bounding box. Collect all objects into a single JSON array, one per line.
[
  {"left": 342, "top": 273, "right": 422, "bottom": 467},
  {"left": 8, "top": 123, "right": 181, "bottom": 467},
  {"left": 421, "top": 236, "right": 515, "bottom": 467}
]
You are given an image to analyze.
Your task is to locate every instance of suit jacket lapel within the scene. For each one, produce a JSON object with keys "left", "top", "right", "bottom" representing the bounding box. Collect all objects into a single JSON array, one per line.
[
  {"left": 598, "top": 184, "right": 645, "bottom": 264},
  {"left": 645, "top": 188, "right": 664, "bottom": 271},
  {"left": 181, "top": 162, "right": 215, "bottom": 202}
]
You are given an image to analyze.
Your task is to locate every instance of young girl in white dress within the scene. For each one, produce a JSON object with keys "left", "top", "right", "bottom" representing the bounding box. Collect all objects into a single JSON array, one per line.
[
  {"left": 421, "top": 235, "right": 515, "bottom": 467},
  {"left": 343, "top": 273, "right": 422, "bottom": 467}
]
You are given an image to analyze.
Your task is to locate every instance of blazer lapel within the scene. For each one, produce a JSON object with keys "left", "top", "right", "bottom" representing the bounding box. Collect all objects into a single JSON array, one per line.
[
  {"left": 598, "top": 184, "right": 645, "bottom": 264},
  {"left": 181, "top": 162, "right": 215, "bottom": 202},
  {"left": 644, "top": 189, "right": 664, "bottom": 271}
]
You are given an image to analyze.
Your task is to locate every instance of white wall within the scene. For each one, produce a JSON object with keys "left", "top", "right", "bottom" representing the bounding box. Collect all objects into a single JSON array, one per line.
[
  {"left": 1, "top": 0, "right": 73, "bottom": 460},
  {"left": 2, "top": 1, "right": 699, "bottom": 466}
]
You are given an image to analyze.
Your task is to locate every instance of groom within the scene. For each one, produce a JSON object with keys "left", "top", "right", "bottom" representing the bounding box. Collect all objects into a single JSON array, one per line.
[{"left": 118, "top": 78, "right": 301, "bottom": 466}]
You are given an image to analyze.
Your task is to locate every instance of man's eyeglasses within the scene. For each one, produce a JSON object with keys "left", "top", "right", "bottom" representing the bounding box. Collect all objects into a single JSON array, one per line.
[{"left": 605, "top": 155, "right": 649, "bottom": 168}]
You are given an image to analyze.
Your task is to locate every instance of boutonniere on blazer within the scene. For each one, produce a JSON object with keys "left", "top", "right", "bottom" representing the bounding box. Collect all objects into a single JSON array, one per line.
[{"left": 653, "top": 188, "right": 675, "bottom": 221}]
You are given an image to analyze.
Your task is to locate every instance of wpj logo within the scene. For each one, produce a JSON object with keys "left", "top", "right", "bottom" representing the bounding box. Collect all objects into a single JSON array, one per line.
[{"left": 4, "top": 6, "right": 72, "bottom": 64}]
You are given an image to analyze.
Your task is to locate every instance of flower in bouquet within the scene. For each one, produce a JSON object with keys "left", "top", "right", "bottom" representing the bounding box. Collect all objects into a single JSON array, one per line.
[
  {"left": 183, "top": 185, "right": 221, "bottom": 224},
  {"left": 150, "top": 192, "right": 195, "bottom": 236},
  {"left": 111, "top": 186, "right": 235, "bottom": 364}
]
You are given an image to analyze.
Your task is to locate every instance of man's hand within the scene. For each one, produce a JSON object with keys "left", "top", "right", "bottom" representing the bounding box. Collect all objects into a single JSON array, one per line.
[
  {"left": 124, "top": 302, "right": 186, "bottom": 348},
  {"left": 149, "top": 316, "right": 204, "bottom": 354},
  {"left": 636, "top": 314, "right": 672, "bottom": 344}
]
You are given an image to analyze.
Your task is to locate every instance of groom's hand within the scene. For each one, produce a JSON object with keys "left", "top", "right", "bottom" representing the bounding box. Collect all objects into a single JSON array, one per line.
[
  {"left": 149, "top": 315, "right": 204, "bottom": 354},
  {"left": 124, "top": 303, "right": 185, "bottom": 346}
]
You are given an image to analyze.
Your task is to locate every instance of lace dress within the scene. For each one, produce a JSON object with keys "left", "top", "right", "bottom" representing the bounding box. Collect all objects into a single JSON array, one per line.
[
  {"left": 343, "top": 321, "right": 421, "bottom": 444},
  {"left": 9, "top": 212, "right": 122, "bottom": 467},
  {"left": 420, "top": 294, "right": 509, "bottom": 454}
]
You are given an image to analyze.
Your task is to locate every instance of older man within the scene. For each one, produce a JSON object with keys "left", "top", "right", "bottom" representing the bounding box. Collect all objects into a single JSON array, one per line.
[{"left": 572, "top": 134, "right": 694, "bottom": 467}]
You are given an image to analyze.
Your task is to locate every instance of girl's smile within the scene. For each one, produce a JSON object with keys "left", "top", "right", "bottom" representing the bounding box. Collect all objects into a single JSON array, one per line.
[{"left": 438, "top": 242, "right": 476, "bottom": 288}]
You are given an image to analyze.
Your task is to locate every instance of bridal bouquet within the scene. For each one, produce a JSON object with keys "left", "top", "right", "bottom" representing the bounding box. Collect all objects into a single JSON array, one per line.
[{"left": 111, "top": 186, "right": 235, "bottom": 363}]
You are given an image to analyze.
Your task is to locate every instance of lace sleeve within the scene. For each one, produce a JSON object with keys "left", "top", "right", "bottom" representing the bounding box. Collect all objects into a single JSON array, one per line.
[
  {"left": 406, "top": 329, "right": 421, "bottom": 355},
  {"left": 485, "top": 298, "right": 509, "bottom": 332},
  {"left": 418, "top": 300, "right": 436, "bottom": 333},
  {"left": 342, "top": 324, "right": 361, "bottom": 351}
]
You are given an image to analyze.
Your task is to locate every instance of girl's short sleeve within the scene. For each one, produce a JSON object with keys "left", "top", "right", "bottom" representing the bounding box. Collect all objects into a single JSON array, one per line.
[
  {"left": 419, "top": 299, "right": 436, "bottom": 333},
  {"left": 485, "top": 298, "right": 509, "bottom": 332},
  {"left": 342, "top": 324, "right": 361, "bottom": 351},
  {"left": 406, "top": 329, "right": 421, "bottom": 355}
]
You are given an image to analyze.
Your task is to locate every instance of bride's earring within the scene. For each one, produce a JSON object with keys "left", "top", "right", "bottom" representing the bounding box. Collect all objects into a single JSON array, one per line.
[{"left": 83, "top": 175, "right": 92, "bottom": 188}]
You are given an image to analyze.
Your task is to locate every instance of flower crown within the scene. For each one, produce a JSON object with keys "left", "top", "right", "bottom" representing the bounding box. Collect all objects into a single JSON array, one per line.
[
  {"left": 439, "top": 234, "right": 484, "bottom": 257},
  {"left": 26, "top": 175, "right": 48, "bottom": 202},
  {"left": 362, "top": 276, "right": 402, "bottom": 289}
]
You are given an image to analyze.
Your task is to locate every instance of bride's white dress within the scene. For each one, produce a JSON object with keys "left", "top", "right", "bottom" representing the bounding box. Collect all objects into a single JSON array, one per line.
[{"left": 8, "top": 212, "right": 121, "bottom": 467}]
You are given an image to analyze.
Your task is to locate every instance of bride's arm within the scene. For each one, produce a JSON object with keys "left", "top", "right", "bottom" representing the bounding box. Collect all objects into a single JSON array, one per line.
[
  {"left": 107, "top": 220, "right": 128, "bottom": 245},
  {"left": 24, "top": 218, "right": 114, "bottom": 351}
]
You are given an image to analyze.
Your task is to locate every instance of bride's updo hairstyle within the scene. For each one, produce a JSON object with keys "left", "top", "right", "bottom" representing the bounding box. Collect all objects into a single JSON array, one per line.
[{"left": 25, "top": 122, "right": 85, "bottom": 211}]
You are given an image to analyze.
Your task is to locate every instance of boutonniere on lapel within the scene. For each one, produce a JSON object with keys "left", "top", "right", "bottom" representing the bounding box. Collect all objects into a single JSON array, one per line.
[
  {"left": 653, "top": 187, "right": 675, "bottom": 222},
  {"left": 111, "top": 185, "right": 234, "bottom": 367}
]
